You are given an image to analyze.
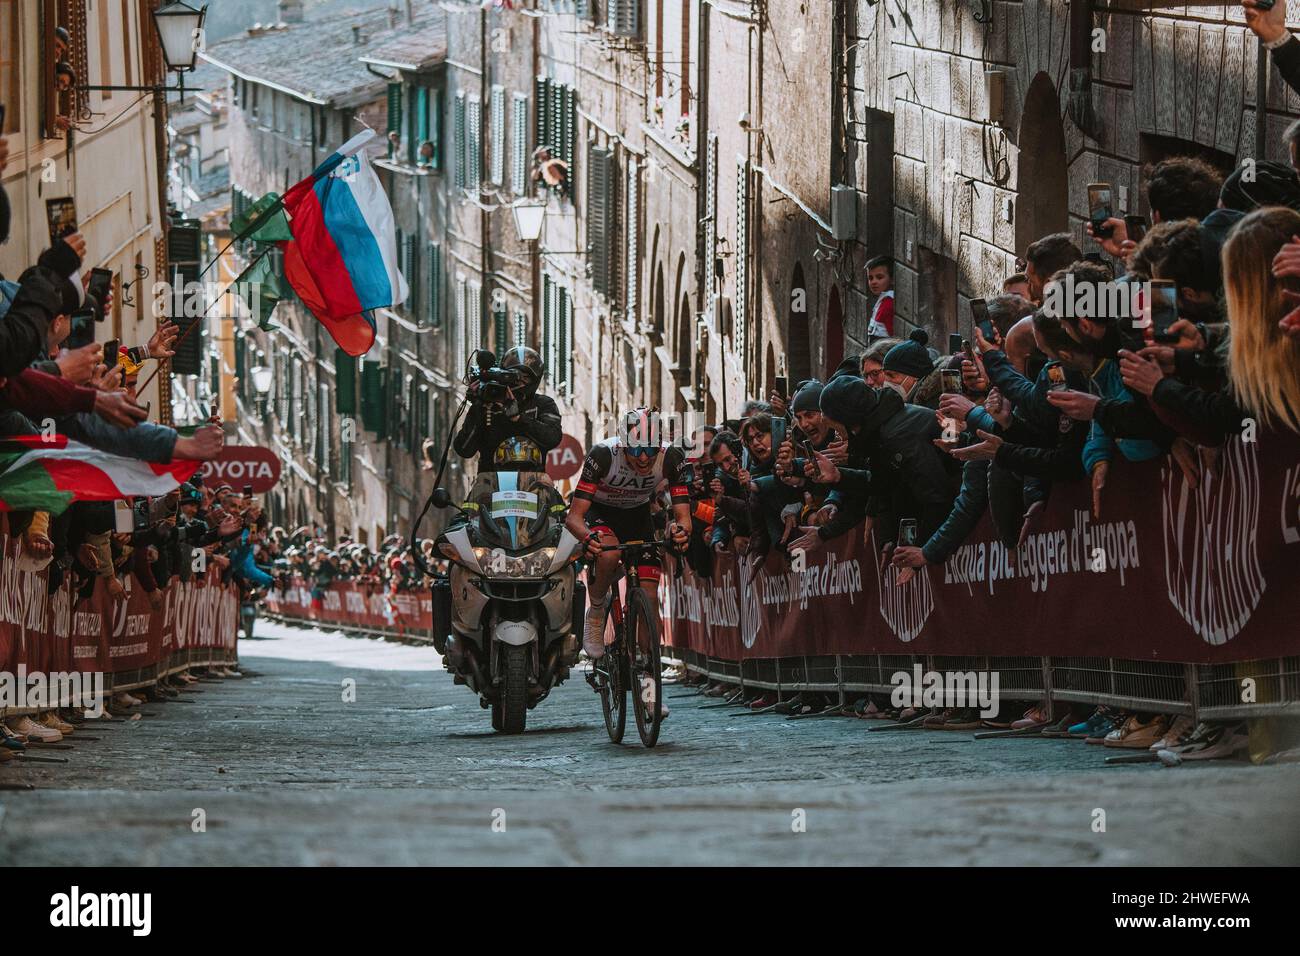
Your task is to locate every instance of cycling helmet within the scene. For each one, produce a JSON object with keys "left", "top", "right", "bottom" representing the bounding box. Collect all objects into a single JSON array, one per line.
[{"left": 619, "top": 408, "right": 665, "bottom": 452}]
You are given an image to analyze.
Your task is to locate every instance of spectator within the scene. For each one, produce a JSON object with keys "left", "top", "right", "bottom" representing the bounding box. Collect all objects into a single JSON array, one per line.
[
  {"left": 1023, "top": 233, "right": 1083, "bottom": 303},
  {"left": 865, "top": 255, "right": 896, "bottom": 337}
]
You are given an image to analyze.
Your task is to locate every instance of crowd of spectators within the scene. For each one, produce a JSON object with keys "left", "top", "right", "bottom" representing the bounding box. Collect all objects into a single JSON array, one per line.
[
  {"left": 665, "top": 140, "right": 1298, "bottom": 755},
  {"left": 0, "top": 100, "right": 249, "bottom": 755}
]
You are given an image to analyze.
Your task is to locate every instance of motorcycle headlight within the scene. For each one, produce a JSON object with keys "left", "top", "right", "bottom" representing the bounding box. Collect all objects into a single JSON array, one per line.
[{"left": 472, "top": 547, "right": 557, "bottom": 578}]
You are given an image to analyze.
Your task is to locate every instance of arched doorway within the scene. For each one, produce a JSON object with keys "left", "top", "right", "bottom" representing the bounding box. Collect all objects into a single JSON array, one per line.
[
  {"left": 788, "top": 261, "right": 812, "bottom": 384},
  {"left": 1015, "top": 73, "right": 1070, "bottom": 255},
  {"left": 824, "top": 285, "right": 844, "bottom": 379},
  {"left": 674, "top": 290, "right": 691, "bottom": 415}
]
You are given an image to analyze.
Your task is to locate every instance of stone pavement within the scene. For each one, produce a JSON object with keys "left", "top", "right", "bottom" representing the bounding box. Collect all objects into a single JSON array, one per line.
[{"left": 1, "top": 620, "right": 1296, "bottom": 865}]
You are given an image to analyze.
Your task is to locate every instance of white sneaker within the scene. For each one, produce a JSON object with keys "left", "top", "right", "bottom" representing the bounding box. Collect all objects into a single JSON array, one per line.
[{"left": 583, "top": 604, "right": 607, "bottom": 660}]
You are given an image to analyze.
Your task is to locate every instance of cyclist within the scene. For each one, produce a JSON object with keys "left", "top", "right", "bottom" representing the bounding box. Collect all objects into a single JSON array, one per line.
[{"left": 565, "top": 409, "right": 692, "bottom": 665}]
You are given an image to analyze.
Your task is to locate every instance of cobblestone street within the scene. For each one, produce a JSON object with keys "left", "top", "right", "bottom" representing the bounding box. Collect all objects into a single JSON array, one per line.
[{"left": 1, "top": 622, "right": 1296, "bottom": 866}]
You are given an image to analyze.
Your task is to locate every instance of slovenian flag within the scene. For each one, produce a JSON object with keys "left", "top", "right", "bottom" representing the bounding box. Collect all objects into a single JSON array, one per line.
[
  {"left": 280, "top": 129, "right": 408, "bottom": 356},
  {"left": 0, "top": 436, "right": 201, "bottom": 515}
]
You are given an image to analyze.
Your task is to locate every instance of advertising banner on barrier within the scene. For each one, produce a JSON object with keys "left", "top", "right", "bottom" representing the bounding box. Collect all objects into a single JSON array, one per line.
[
  {"left": 264, "top": 579, "right": 433, "bottom": 634},
  {"left": 663, "top": 434, "right": 1300, "bottom": 664},
  {"left": 0, "top": 534, "right": 239, "bottom": 681}
]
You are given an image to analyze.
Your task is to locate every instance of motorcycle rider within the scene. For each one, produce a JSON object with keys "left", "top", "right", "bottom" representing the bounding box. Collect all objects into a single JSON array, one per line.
[
  {"left": 453, "top": 346, "right": 562, "bottom": 472},
  {"left": 564, "top": 409, "right": 692, "bottom": 675}
]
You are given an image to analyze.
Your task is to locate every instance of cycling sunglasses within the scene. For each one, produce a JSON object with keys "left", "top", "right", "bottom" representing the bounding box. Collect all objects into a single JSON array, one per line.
[{"left": 626, "top": 446, "right": 660, "bottom": 459}]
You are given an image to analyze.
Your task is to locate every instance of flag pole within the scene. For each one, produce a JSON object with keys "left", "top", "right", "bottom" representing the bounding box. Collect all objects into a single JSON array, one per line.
[{"left": 134, "top": 244, "right": 276, "bottom": 397}]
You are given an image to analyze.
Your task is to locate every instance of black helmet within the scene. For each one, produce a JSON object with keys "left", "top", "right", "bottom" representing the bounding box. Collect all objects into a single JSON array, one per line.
[{"left": 500, "top": 346, "right": 544, "bottom": 397}]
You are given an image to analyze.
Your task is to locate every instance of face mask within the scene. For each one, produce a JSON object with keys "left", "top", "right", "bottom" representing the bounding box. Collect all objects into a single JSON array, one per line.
[{"left": 884, "top": 380, "right": 907, "bottom": 398}]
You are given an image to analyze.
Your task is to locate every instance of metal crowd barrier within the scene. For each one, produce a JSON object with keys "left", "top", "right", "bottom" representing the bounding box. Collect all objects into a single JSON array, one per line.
[{"left": 662, "top": 648, "right": 1300, "bottom": 721}]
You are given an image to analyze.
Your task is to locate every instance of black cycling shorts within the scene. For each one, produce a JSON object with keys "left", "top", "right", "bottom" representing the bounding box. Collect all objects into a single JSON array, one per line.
[{"left": 585, "top": 503, "right": 660, "bottom": 582}]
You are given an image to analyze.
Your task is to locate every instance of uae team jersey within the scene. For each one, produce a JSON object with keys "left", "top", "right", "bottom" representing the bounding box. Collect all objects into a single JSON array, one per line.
[{"left": 573, "top": 438, "right": 690, "bottom": 510}]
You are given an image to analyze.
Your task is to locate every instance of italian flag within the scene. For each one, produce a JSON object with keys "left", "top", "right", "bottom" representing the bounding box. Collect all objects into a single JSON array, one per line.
[{"left": 0, "top": 435, "right": 200, "bottom": 514}]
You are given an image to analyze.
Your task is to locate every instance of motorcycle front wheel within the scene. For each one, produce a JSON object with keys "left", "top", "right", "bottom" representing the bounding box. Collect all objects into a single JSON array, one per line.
[{"left": 491, "top": 643, "right": 529, "bottom": 735}]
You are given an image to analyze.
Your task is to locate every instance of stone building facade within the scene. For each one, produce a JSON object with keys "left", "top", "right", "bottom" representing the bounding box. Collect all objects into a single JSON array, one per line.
[{"left": 195, "top": 0, "right": 1300, "bottom": 539}]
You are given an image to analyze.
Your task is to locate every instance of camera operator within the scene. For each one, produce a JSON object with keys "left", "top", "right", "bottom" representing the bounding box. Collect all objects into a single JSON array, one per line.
[{"left": 452, "top": 346, "right": 561, "bottom": 473}]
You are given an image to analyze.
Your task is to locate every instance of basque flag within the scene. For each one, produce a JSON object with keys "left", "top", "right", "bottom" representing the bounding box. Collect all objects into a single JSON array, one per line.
[{"left": 280, "top": 129, "right": 408, "bottom": 356}]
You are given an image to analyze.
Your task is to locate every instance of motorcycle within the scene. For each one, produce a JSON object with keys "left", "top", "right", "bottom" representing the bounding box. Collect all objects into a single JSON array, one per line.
[{"left": 430, "top": 469, "right": 584, "bottom": 734}]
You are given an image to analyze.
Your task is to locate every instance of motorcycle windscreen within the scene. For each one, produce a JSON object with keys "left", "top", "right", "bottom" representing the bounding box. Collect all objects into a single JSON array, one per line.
[{"left": 465, "top": 470, "right": 565, "bottom": 551}]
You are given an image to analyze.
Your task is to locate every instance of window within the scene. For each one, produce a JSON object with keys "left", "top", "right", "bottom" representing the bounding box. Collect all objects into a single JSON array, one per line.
[
  {"left": 452, "top": 91, "right": 466, "bottom": 190},
  {"left": 489, "top": 85, "right": 505, "bottom": 184},
  {"left": 318, "top": 382, "right": 331, "bottom": 476},
  {"left": 469, "top": 281, "right": 483, "bottom": 357},
  {"left": 387, "top": 82, "right": 402, "bottom": 146},
  {"left": 335, "top": 347, "right": 357, "bottom": 415},
  {"left": 466, "top": 95, "right": 482, "bottom": 192},
  {"left": 586, "top": 143, "right": 617, "bottom": 298},
  {"left": 427, "top": 242, "right": 443, "bottom": 328},
  {"left": 402, "top": 234, "right": 420, "bottom": 313},
  {"left": 455, "top": 274, "right": 467, "bottom": 366},
  {"left": 542, "top": 274, "right": 571, "bottom": 397},
  {"left": 735, "top": 159, "right": 749, "bottom": 360},
  {"left": 703, "top": 133, "right": 717, "bottom": 308},
  {"left": 493, "top": 299, "right": 507, "bottom": 352},
  {"left": 290, "top": 357, "right": 302, "bottom": 445},
  {"left": 607, "top": 0, "right": 640, "bottom": 38},
  {"left": 626, "top": 156, "right": 640, "bottom": 321},
  {"left": 511, "top": 93, "right": 528, "bottom": 195},
  {"left": 514, "top": 309, "right": 527, "bottom": 349},
  {"left": 534, "top": 77, "right": 575, "bottom": 194}
]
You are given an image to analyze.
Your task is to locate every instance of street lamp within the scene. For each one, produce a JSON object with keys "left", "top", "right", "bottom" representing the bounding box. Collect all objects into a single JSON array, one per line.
[
  {"left": 250, "top": 364, "right": 273, "bottom": 416},
  {"left": 511, "top": 199, "right": 546, "bottom": 243},
  {"left": 78, "top": 3, "right": 208, "bottom": 97},
  {"left": 152, "top": 2, "right": 208, "bottom": 73}
]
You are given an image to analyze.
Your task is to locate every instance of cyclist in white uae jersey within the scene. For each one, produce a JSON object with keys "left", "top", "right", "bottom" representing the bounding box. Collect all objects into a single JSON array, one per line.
[{"left": 564, "top": 410, "right": 692, "bottom": 665}]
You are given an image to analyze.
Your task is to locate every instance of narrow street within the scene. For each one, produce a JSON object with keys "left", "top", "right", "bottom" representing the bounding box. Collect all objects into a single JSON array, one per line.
[{"left": 1, "top": 622, "right": 1296, "bottom": 866}]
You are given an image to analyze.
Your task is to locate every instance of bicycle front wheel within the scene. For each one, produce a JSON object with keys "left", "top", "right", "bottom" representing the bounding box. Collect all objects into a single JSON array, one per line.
[
  {"left": 598, "top": 600, "right": 626, "bottom": 744},
  {"left": 627, "top": 586, "right": 663, "bottom": 748}
]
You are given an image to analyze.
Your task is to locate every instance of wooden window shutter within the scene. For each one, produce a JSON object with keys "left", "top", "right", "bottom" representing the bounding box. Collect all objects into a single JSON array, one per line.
[
  {"left": 586, "top": 144, "right": 616, "bottom": 298},
  {"left": 511, "top": 93, "right": 528, "bottom": 196},
  {"left": 489, "top": 85, "right": 505, "bottom": 184}
]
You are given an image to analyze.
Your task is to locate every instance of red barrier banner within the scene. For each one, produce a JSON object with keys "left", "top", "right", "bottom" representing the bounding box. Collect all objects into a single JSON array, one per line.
[
  {"left": 0, "top": 534, "right": 239, "bottom": 680},
  {"left": 264, "top": 579, "right": 433, "bottom": 635},
  {"left": 663, "top": 433, "right": 1300, "bottom": 664}
]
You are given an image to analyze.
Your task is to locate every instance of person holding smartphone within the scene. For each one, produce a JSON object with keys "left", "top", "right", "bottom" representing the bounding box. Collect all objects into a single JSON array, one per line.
[{"left": 1244, "top": 2, "right": 1300, "bottom": 97}]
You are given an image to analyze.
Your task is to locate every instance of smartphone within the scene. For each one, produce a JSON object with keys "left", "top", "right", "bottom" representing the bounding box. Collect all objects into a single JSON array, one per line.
[
  {"left": 969, "top": 298, "right": 995, "bottom": 340},
  {"left": 132, "top": 499, "right": 151, "bottom": 533},
  {"left": 113, "top": 500, "right": 135, "bottom": 534},
  {"left": 1149, "top": 279, "right": 1179, "bottom": 342},
  {"left": 947, "top": 332, "right": 962, "bottom": 356},
  {"left": 1087, "top": 182, "right": 1114, "bottom": 239},
  {"left": 770, "top": 414, "right": 786, "bottom": 450},
  {"left": 67, "top": 308, "right": 96, "bottom": 349},
  {"left": 1124, "top": 214, "right": 1148, "bottom": 245},
  {"left": 0, "top": 104, "right": 6, "bottom": 131},
  {"left": 773, "top": 375, "right": 788, "bottom": 400},
  {"left": 88, "top": 267, "right": 113, "bottom": 303},
  {"left": 898, "top": 518, "right": 919, "bottom": 548},
  {"left": 103, "top": 338, "right": 120, "bottom": 365},
  {"left": 1047, "top": 363, "right": 1068, "bottom": 392},
  {"left": 941, "top": 367, "right": 964, "bottom": 394},
  {"left": 45, "top": 197, "right": 78, "bottom": 245},
  {"left": 800, "top": 439, "right": 816, "bottom": 460},
  {"left": 243, "top": 483, "right": 254, "bottom": 498}
]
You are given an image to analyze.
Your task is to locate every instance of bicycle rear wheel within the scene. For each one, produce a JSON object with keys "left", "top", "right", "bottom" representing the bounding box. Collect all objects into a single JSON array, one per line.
[
  {"left": 627, "top": 586, "right": 663, "bottom": 748},
  {"left": 598, "top": 601, "right": 626, "bottom": 744}
]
